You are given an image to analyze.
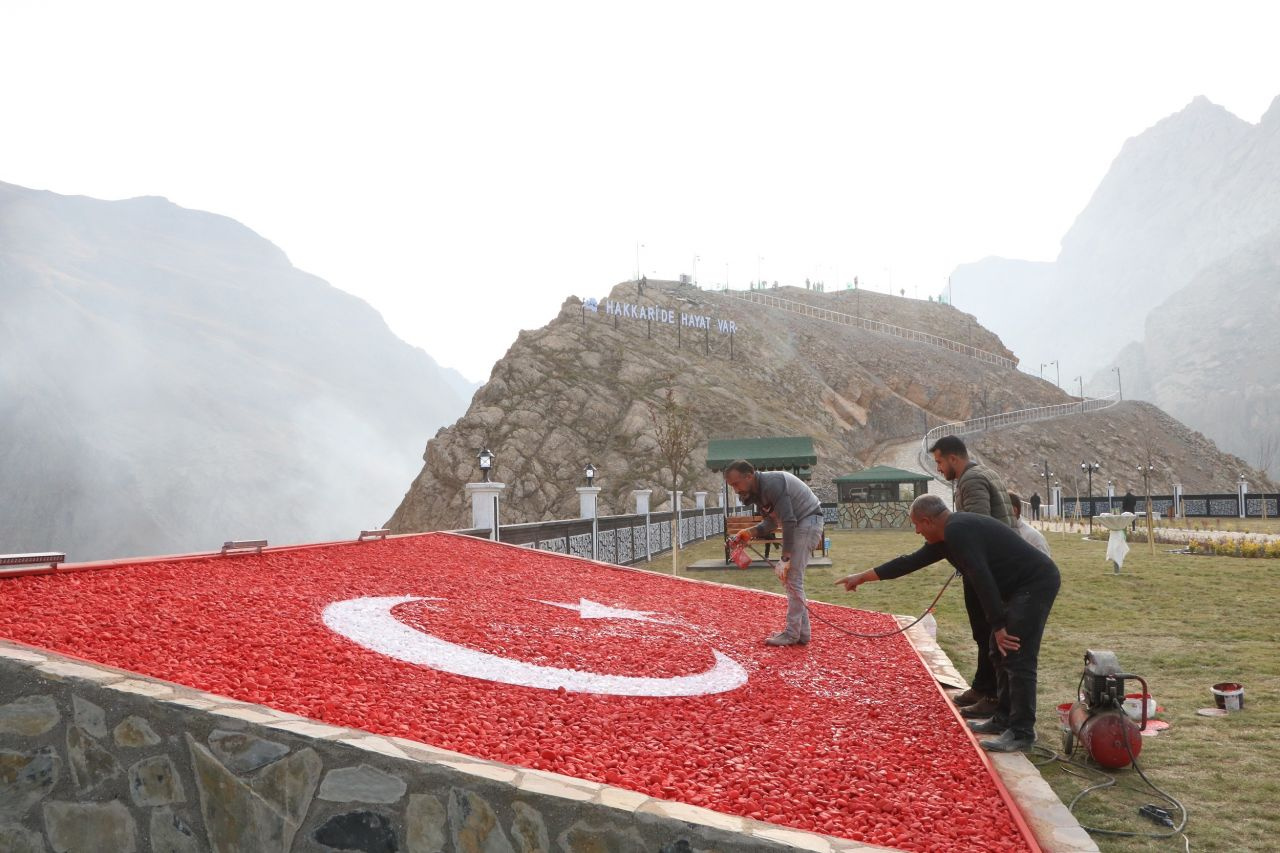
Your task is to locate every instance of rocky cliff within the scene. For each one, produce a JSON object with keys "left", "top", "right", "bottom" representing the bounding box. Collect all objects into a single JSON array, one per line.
[
  {"left": 952, "top": 94, "right": 1280, "bottom": 475},
  {"left": 0, "top": 181, "right": 470, "bottom": 560},
  {"left": 1098, "top": 227, "right": 1280, "bottom": 473}
]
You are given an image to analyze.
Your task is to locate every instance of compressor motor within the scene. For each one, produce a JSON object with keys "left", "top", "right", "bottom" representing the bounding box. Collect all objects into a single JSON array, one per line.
[{"left": 1063, "top": 649, "right": 1149, "bottom": 769}]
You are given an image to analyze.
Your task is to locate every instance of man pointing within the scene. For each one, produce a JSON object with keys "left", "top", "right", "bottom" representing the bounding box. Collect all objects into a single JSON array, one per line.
[{"left": 835, "top": 495, "right": 1060, "bottom": 752}]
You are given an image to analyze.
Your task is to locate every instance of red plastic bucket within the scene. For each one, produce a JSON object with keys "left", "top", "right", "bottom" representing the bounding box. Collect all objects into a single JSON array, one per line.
[
  {"left": 729, "top": 543, "right": 752, "bottom": 569},
  {"left": 1056, "top": 701, "right": 1073, "bottom": 730}
]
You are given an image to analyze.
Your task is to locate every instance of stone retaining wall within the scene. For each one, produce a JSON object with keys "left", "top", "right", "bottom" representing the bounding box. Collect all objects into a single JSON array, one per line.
[{"left": 0, "top": 640, "right": 889, "bottom": 853}]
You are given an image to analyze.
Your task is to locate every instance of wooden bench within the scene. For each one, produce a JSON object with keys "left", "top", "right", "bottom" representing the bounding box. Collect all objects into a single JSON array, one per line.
[{"left": 724, "top": 515, "right": 825, "bottom": 563}]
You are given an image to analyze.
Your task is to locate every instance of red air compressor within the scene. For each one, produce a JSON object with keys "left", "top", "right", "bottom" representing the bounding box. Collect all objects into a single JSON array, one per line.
[{"left": 1062, "top": 650, "right": 1148, "bottom": 769}]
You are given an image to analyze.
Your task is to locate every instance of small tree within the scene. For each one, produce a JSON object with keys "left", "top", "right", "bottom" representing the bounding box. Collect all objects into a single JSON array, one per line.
[{"left": 648, "top": 386, "right": 699, "bottom": 573}]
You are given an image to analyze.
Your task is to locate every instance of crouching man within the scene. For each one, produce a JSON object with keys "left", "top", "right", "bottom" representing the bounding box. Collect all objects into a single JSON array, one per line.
[
  {"left": 835, "top": 495, "right": 1060, "bottom": 752},
  {"left": 724, "top": 459, "right": 824, "bottom": 647}
]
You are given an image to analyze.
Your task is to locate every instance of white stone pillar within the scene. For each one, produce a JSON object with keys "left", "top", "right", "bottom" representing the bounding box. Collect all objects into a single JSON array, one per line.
[
  {"left": 465, "top": 482, "right": 506, "bottom": 540},
  {"left": 577, "top": 486, "right": 602, "bottom": 520},
  {"left": 1050, "top": 484, "right": 1063, "bottom": 519},
  {"left": 1173, "top": 483, "right": 1183, "bottom": 518},
  {"left": 694, "top": 491, "right": 707, "bottom": 509},
  {"left": 1239, "top": 478, "right": 1248, "bottom": 518},
  {"left": 631, "top": 489, "right": 652, "bottom": 515},
  {"left": 1106, "top": 481, "right": 1115, "bottom": 512}
]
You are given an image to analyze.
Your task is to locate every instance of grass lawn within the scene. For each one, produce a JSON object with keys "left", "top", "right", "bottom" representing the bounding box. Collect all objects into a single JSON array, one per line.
[{"left": 634, "top": 528, "right": 1279, "bottom": 852}]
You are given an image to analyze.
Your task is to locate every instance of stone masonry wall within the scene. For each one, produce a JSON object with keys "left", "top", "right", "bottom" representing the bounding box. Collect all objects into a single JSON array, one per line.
[{"left": 0, "top": 640, "right": 890, "bottom": 853}]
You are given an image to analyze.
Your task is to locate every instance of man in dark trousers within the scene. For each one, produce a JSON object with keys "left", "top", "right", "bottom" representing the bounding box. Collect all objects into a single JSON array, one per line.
[
  {"left": 929, "top": 435, "right": 1014, "bottom": 719},
  {"left": 1030, "top": 492, "right": 1042, "bottom": 520},
  {"left": 725, "top": 460, "right": 824, "bottom": 647},
  {"left": 1121, "top": 488, "right": 1138, "bottom": 530},
  {"left": 835, "top": 495, "right": 1060, "bottom": 752}
]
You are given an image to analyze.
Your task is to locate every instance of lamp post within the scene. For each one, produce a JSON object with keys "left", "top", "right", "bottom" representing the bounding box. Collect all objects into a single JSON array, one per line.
[
  {"left": 1036, "top": 462, "right": 1053, "bottom": 519},
  {"left": 467, "top": 448, "right": 503, "bottom": 541},
  {"left": 584, "top": 463, "right": 599, "bottom": 560},
  {"left": 635, "top": 243, "right": 645, "bottom": 282},
  {"left": 692, "top": 255, "right": 700, "bottom": 288},
  {"left": 1081, "top": 461, "right": 1101, "bottom": 532},
  {"left": 1113, "top": 366, "right": 1123, "bottom": 400},
  {"left": 1239, "top": 473, "right": 1248, "bottom": 519},
  {"left": 1050, "top": 360, "right": 1060, "bottom": 389}
]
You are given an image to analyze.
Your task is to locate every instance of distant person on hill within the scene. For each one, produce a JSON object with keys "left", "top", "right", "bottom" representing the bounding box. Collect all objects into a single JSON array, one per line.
[
  {"left": 1030, "top": 492, "right": 1041, "bottom": 520},
  {"left": 929, "top": 435, "right": 1014, "bottom": 720},
  {"left": 725, "top": 460, "right": 824, "bottom": 647},
  {"left": 1008, "top": 492, "right": 1050, "bottom": 556},
  {"left": 835, "top": 496, "right": 1061, "bottom": 753},
  {"left": 1121, "top": 488, "right": 1138, "bottom": 530}
]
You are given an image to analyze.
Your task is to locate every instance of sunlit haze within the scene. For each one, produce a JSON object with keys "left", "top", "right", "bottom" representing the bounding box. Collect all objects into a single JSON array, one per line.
[{"left": 5, "top": 0, "right": 1279, "bottom": 380}]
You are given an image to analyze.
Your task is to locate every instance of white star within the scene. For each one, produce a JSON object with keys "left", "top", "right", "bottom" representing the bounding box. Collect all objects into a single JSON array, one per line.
[{"left": 535, "top": 597, "right": 663, "bottom": 622}]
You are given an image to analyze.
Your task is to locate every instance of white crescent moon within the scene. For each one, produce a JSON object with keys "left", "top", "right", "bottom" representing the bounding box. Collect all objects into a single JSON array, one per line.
[{"left": 322, "top": 596, "right": 748, "bottom": 697}]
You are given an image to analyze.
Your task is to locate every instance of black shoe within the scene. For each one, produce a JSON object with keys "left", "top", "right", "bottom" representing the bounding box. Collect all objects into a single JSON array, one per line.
[
  {"left": 980, "top": 730, "right": 1036, "bottom": 753},
  {"left": 951, "top": 687, "right": 984, "bottom": 706},
  {"left": 967, "top": 718, "right": 1007, "bottom": 735},
  {"left": 959, "top": 697, "right": 1000, "bottom": 718}
]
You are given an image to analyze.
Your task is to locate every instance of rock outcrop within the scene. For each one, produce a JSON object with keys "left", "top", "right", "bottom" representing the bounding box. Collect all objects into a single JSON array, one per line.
[{"left": 389, "top": 280, "right": 1267, "bottom": 534}]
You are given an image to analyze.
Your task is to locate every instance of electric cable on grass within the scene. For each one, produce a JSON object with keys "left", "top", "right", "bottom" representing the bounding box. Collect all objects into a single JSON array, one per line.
[
  {"left": 737, "top": 541, "right": 958, "bottom": 639},
  {"left": 741, "top": 540, "right": 1191, "bottom": 845}
]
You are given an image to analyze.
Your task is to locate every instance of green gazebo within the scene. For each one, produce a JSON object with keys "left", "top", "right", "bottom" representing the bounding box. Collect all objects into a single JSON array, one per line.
[
  {"left": 705, "top": 436, "right": 817, "bottom": 480},
  {"left": 832, "top": 465, "right": 931, "bottom": 529}
]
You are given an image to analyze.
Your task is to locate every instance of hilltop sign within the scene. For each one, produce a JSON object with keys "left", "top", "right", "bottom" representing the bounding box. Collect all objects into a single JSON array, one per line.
[{"left": 597, "top": 299, "right": 737, "bottom": 334}]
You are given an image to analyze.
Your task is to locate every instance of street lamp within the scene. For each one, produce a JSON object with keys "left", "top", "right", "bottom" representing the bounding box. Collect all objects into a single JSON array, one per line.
[
  {"left": 584, "top": 462, "right": 597, "bottom": 487},
  {"left": 1113, "top": 366, "right": 1123, "bottom": 400},
  {"left": 1081, "top": 461, "right": 1101, "bottom": 532},
  {"left": 1036, "top": 462, "right": 1053, "bottom": 519},
  {"left": 692, "top": 254, "right": 700, "bottom": 287},
  {"left": 477, "top": 448, "right": 495, "bottom": 483},
  {"left": 1050, "top": 360, "right": 1060, "bottom": 389}
]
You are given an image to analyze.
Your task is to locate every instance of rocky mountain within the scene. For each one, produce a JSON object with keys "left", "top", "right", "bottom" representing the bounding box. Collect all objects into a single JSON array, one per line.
[
  {"left": 951, "top": 94, "right": 1280, "bottom": 474},
  {"left": 952, "top": 95, "right": 1279, "bottom": 371},
  {"left": 1100, "top": 227, "right": 1280, "bottom": 473},
  {"left": 387, "top": 280, "right": 1270, "bottom": 534},
  {"left": 0, "top": 181, "right": 469, "bottom": 561}
]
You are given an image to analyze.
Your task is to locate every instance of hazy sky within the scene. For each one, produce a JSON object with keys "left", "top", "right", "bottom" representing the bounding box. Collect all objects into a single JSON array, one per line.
[{"left": 5, "top": 1, "right": 1279, "bottom": 381}]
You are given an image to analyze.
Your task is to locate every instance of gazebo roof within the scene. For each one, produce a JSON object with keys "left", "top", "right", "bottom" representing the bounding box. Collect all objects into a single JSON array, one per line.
[
  {"left": 706, "top": 436, "right": 817, "bottom": 471},
  {"left": 833, "top": 465, "right": 930, "bottom": 484}
]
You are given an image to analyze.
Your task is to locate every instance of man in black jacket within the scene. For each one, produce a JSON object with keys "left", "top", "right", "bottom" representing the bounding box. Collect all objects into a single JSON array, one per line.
[
  {"left": 835, "top": 495, "right": 1060, "bottom": 752},
  {"left": 1121, "top": 488, "right": 1139, "bottom": 530}
]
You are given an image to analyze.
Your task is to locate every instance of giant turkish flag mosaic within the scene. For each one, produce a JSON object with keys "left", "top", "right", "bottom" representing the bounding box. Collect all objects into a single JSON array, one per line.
[{"left": 0, "top": 533, "right": 1034, "bottom": 851}]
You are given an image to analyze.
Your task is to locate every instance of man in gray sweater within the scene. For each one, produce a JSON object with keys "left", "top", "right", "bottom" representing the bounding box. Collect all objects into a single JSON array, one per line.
[
  {"left": 929, "top": 435, "right": 1014, "bottom": 718},
  {"left": 725, "top": 459, "right": 824, "bottom": 646}
]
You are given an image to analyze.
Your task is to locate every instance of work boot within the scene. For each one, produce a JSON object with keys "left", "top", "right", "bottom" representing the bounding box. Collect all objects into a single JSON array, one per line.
[
  {"left": 980, "top": 730, "right": 1035, "bottom": 753},
  {"left": 951, "top": 687, "right": 985, "bottom": 706},
  {"left": 959, "top": 697, "right": 1000, "bottom": 718},
  {"left": 764, "top": 632, "right": 802, "bottom": 646},
  {"left": 967, "top": 718, "right": 1008, "bottom": 735}
]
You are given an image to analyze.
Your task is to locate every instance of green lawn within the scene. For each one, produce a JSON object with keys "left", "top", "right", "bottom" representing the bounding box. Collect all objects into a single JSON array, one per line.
[{"left": 634, "top": 528, "right": 1280, "bottom": 852}]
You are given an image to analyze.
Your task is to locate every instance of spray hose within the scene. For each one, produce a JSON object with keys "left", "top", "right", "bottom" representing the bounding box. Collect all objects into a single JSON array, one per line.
[{"left": 732, "top": 540, "right": 959, "bottom": 639}]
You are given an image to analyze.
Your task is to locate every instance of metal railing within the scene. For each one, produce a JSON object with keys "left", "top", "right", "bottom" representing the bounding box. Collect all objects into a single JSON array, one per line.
[
  {"left": 917, "top": 392, "right": 1121, "bottom": 481},
  {"left": 724, "top": 289, "right": 1017, "bottom": 369},
  {"left": 452, "top": 508, "right": 727, "bottom": 566}
]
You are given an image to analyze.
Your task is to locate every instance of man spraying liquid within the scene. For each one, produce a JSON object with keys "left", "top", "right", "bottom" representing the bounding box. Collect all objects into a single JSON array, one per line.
[{"left": 724, "top": 459, "right": 824, "bottom": 647}]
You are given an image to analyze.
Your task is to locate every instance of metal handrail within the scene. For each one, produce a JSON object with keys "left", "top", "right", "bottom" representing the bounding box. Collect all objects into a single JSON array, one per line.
[
  {"left": 917, "top": 392, "right": 1122, "bottom": 481},
  {"left": 724, "top": 289, "right": 1016, "bottom": 369}
]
